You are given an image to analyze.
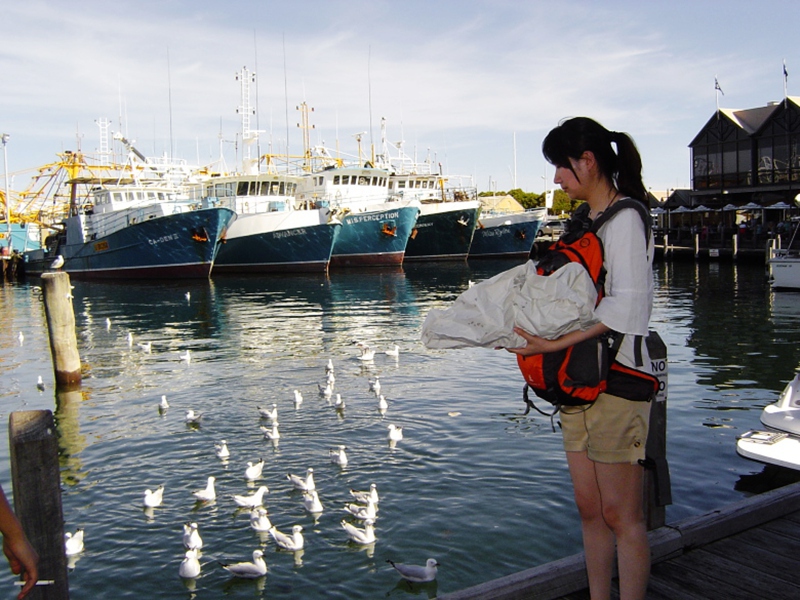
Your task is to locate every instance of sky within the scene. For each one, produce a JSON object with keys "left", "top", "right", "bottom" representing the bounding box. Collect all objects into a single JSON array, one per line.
[{"left": 2, "top": 0, "right": 799, "bottom": 197}]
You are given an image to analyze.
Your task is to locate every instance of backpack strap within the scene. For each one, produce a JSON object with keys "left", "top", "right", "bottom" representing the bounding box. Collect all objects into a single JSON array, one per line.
[{"left": 591, "top": 198, "right": 651, "bottom": 244}]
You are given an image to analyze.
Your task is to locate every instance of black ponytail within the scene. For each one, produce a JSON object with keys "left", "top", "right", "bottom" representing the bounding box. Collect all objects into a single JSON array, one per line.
[{"left": 543, "top": 117, "right": 647, "bottom": 206}]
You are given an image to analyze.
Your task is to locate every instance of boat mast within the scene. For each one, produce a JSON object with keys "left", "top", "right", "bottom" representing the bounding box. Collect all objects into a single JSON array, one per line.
[{"left": 236, "top": 67, "right": 259, "bottom": 175}]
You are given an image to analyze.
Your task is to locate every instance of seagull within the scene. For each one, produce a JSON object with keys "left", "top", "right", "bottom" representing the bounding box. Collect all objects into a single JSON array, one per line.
[
  {"left": 349, "top": 483, "right": 379, "bottom": 505},
  {"left": 127, "top": 331, "right": 134, "bottom": 348},
  {"left": 388, "top": 424, "right": 404, "bottom": 442},
  {"left": 185, "top": 291, "right": 191, "bottom": 302},
  {"left": 185, "top": 409, "right": 203, "bottom": 425},
  {"left": 377, "top": 395, "right": 388, "bottom": 414},
  {"left": 137, "top": 341, "right": 152, "bottom": 353},
  {"left": 17, "top": 331, "right": 24, "bottom": 346},
  {"left": 342, "top": 518, "right": 376, "bottom": 545},
  {"left": 220, "top": 549, "right": 267, "bottom": 579},
  {"left": 344, "top": 497, "right": 377, "bottom": 521},
  {"left": 64, "top": 528, "right": 84, "bottom": 556},
  {"left": 357, "top": 345, "right": 376, "bottom": 361},
  {"left": 329, "top": 445, "right": 348, "bottom": 467},
  {"left": 303, "top": 489, "right": 324, "bottom": 514},
  {"left": 334, "top": 393, "right": 345, "bottom": 410},
  {"left": 245, "top": 459, "right": 265, "bottom": 481},
  {"left": 50, "top": 255, "right": 65, "bottom": 270},
  {"left": 36, "top": 376, "right": 45, "bottom": 391},
  {"left": 293, "top": 389, "right": 303, "bottom": 406},
  {"left": 385, "top": 344, "right": 400, "bottom": 358},
  {"left": 326, "top": 370, "right": 336, "bottom": 386},
  {"left": 192, "top": 476, "right": 216, "bottom": 502},
  {"left": 260, "top": 423, "right": 280, "bottom": 441},
  {"left": 179, "top": 349, "right": 192, "bottom": 364},
  {"left": 387, "top": 558, "right": 439, "bottom": 583},
  {"left": 183, "top": 522, "right": 203, "bottom": 550},
  {"left": 287, "top": 468, "right": 315, "bottom": 492},
  {"left": 369, "top": 377, "right": 381, "bottom": 395},
  {"left": 215, "top": 440, "right": 230, "bottom": 460},
  {"left": 318, "top": 382, "right": 333, "bottom": 398},
  {"left": 179, "top": 549, "right": 201, "bottom": 579},
  {"left": 269, "top": 524, "right": 304, "bottom": 551},
  {"left": 250, "top": 507, "right": 272, "bottom": 532},
  {"left": 325, "top": 358, "right": 334, "bottom": 374},
  {"left": 143, "top": 485, "right": 164, "bottom": 508},
  {"left": 158, "top": 395, "right": 169, "bottom": 411},
  {"left": 232, "top": 485, "right": 269, "bottom": 508},
  {"left": 105, "top": 317, "right": 112, "bottom": 331},
  {"left": 258, "top": 404, "right": 278, "bottom": 422}
]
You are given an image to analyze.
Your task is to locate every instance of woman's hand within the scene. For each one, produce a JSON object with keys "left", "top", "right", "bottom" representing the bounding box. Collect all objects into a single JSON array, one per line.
[{"left": 505, "top": 327, "right": 557, "bottom": 356}]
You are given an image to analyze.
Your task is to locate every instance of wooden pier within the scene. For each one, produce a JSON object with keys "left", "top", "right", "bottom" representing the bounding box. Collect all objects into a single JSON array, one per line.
[{"left": 437, "top": 480, "right": 800, "bottom": 600}]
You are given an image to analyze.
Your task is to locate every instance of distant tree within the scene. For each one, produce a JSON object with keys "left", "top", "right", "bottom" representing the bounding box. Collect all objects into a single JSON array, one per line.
[{"left": 477, "top": 188, "right": 584, "bottom": 216}]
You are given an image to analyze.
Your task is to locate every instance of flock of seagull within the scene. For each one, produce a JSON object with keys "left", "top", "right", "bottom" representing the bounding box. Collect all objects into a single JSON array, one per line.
[{"left": 60, "top": 331, "right": 438, "bottom": 589}]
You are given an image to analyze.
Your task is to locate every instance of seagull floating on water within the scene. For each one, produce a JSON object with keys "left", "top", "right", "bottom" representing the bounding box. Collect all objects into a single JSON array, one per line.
[
  {"left": 143, "top": 485, "right": 164, "bottom": 508},
  {"left": 387, "top": 558, "right": 439, "bottom": 583},
  {"left": 350, "top": 483, "right": 379, "bottom": 505},
  {"left": 344, "top": 497, "right": 377, "bottom": 521},
  {"left": 287, "top": 468, "right": 315, "bottom": 492},
  {"left": 105, "top": 317, "right": 112, "bottom": 331},
  {"left": 232, "top": 485, "right": 269, "bottom": 508},
  {"left": 318, "top": 382, "right": 333, "bottom": 398},
  {"left": 329, "top": 445, "right": 348, "bottom": 467},
  {"left": 293, "top": 389, "right": 303, "bottom": 406},
  {"left": 303, "top": 489, "right": 324, "bottom": 514},
  {"left": 260, "top": 423, "right": 280, "bottom": 441},
  {"left": 325, "top": 359, "right": 334, "bottom": 374},
  {"left": 357, "top": 345, "right": 376, "bottom": 361},
  {"left": 385, "top": 344, "right": 400, "bottom": 358},
  {"left": 192, "top": 476, "right": 216, "bottom": 502},
  {"left": 183, "top": 522, "right": 203, "bottom": 550},
  {"left": 64, "top": 528, "right": 84, "bottom": 556},
  {"left": 215, "top": 440, "right": 230, "bottom": 460},
  {"left": 137, "top": 341, "right": 152, "bottom": 353},
  {"left": 269, "top": 524, "right": 304, "bottom": 551},
  {"left": 179, "top": 549, "right": 201, "bottom": 579},
  {"left": 185, "top": 291, "right": 191, "bottom": 302},
  {"left": 17, "top": 331, "right": 24, "bottom": 346},
  {"left": 185, "top": 409, "right": 203, "bottom": 426},
  {"left": 250, "top": 507, "right": 272, "bottom": 532},
  {"left": 127, "top": 331, "right": 134, "bottom": 348},
  {"left": 326, "top": 370, "right": 336, "bottom": 385},
  {"left": 342, "top": 518, "right": 376, "bottom": 545},
  {"left": 220, "top": 549, "right": 267, "bottom": 579},
  {"left": 388, "top": 424, "right": 404, "bottom": 442},
  {"left": 378, "top": 395, "right": 389, "bottom": 414},
  {"left": 258, "top": 404, "right": 278, "bottom": 421},
  {"left": 36, "top": 376, "right": 45, "bottom": 392},
  {"left": 334, "top": 393, "right": 345, "bottom": 410},
  {"left": 245, "top": 459, "right": 265, "bottom": 481},
  {"left": 369, "top": 377, "right": 381, "bottom": 395},
  {"left": 159, "top": 395, "right": 169, "bottom": 411},
  {"left": 179, "top": 349, "right": 192, "bottom": 364}
]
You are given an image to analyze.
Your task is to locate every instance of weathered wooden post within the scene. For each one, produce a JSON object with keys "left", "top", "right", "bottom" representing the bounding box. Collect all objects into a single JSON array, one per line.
[
  {"left": 10, "top": 410, "right": 69, "bottom": 599},
  {"left": 40, "top": 272, "right": 81, "bottom": 386},
  {"left": 644, "top": 331, "right": 671, "bottom": 530}
]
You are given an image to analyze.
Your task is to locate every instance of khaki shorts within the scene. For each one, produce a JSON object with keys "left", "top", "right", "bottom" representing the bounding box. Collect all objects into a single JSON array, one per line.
[{"left": 560, "top": 392, "right": 651, "bottom": 464}]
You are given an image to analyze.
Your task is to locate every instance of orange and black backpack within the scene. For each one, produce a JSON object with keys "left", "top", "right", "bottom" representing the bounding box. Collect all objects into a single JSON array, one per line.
[{"left": 517, "top": 199, "right": 657, "bottom": 413}]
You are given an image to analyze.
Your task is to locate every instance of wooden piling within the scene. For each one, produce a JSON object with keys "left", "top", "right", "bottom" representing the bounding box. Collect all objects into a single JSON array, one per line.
[
  {"left": 40, "top": 272, "right": 81, "bottom": 386},
  {"left": 9, "top": 410, "right": 69, "bottom": 599}
]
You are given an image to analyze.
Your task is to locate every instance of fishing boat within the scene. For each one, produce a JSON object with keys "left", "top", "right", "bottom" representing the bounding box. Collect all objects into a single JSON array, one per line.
[
  {"left": 295, "top": 163, "right": 419, "bottom": 268},
  {"left": 207, "top": 173, "right": 341, "bottom": 273},
  {"left": 737, "top": 371, "right": 800, "bottom": 470},
  {"left": 468, "top": 207, "right": 548, "bottom": 259},
  {"left": 768, "top": 220, "right": 800, "bottom": 289},
  {"left": 23, "top": 183, "right": 234, "bottom": 279}
]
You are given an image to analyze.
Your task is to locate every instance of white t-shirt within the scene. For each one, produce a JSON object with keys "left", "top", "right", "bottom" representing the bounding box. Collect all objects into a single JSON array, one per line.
[{"left": 593, "top": 203, "right": 654, "bottom": 337}]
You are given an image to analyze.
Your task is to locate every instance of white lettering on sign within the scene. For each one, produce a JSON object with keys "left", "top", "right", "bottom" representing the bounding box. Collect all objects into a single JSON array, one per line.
[
  {"left": 348, "top": 211, "right": 399, "bottom": 225},
  {"left": 273, "top": 228, "right": 307, "bottom": 239},
  {"left": 148, "top": 233, "right": 180, "bottom": 246}
]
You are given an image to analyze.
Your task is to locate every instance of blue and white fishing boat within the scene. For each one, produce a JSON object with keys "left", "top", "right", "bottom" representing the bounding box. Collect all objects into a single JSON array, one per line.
[
  {"left": 207, "top": 173, "right": 341, "bottom": 273},
  {"left": 469, "top": 207, "right": 547, "bottom": 259},
  {"left": 295, "top": 162, "right": 419, "bottom": 268},
  {"left": 24, "top": 182, "right": 234, "bottom": 279}
]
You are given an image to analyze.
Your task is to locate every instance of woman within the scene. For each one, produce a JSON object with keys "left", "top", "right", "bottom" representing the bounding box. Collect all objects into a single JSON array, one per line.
[{"left": 509, "top": 117, "right": 653, "bottom": 600}]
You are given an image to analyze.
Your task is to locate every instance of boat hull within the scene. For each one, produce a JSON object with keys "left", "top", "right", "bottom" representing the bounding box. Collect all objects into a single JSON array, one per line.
[
  {"left": 24, "top": 207, "right": 235, "bottom": 279},
  {"left": 769, "top": 254, "right": 800, "bottom": 289},
  {"left": 468, "top": 209, "right": 546, "bottom": 259},
  {"left": 214, "top": 209, "right": 340, "bottom": 274},
  {"left": 404, "top": 201, "right": 480, "bottom": 261},
  {"left": 330, "top": 203, "right": 419, "bottom": 268},
  {"left": 737, "top": 430, "right": 800, "bottom": 471}
]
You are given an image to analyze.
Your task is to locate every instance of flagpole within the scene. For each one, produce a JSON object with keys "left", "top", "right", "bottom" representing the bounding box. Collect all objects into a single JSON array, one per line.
[{"left": 783, "top": 60, "right": 788, "bottom": 108}]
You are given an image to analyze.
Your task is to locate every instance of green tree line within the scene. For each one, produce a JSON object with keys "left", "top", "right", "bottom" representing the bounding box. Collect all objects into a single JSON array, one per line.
[{"left": 478, "top": 188, "right": 581, "bottom": 215}]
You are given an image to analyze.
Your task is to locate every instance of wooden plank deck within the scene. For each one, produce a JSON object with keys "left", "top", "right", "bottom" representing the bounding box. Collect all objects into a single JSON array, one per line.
[{"left": 437, "top": 481, "right": 800, "bottom": 600}]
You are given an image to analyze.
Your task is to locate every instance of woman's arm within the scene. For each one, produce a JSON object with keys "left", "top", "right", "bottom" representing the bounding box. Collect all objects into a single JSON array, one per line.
[
  {"left": 0, "top": 486, "right": 39, "bottom": 599},
  {"left": 507, "top": 321, "right": 611, "bottom": 356}
]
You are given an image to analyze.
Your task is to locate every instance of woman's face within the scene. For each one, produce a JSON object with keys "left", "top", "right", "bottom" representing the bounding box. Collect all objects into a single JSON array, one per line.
[{"left": 553, "top": 155, "right": 591, "bottom": 200}]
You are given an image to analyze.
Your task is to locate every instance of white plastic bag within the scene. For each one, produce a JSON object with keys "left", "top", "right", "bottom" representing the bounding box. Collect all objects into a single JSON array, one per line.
[{"left": 420, "top": 261, "right": 598, "bottom": 349}]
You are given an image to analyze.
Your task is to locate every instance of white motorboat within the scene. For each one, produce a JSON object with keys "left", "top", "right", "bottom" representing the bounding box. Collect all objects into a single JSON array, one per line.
[
  {"left": 768, "top": 221, "right": 800, "bottom": 290},
  {"left": 737, "top": 371, "right": 800, "bottom": 470}
]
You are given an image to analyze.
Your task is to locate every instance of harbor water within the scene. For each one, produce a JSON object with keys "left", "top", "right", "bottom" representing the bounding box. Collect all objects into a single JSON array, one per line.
[{"left": 1, "top": 259, "right": 799, "bottom": 599}]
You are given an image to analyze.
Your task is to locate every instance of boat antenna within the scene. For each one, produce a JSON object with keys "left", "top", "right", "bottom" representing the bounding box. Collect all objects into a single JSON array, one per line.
[
  {"left": 254, "top": 30, "right": 262, "bottom": 169},
  {"left": 367, "top": 46, "right": 374, "bottom": 165},
  {"left": 283, "top": 32, "right": 290, "bottom": 171},
  {"left": 167, "top": 47, "right": 174, "bottom": 160}
]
